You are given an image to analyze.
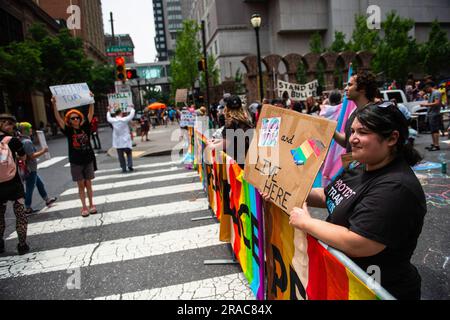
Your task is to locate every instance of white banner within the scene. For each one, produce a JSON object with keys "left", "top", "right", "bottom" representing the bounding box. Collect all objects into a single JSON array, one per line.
[
  {"left": 36, "top": 130, "right": 51, "bottom": 160},
  {"left": 278, "top": 79, "right": 319, "bottom": 101},
  {"left": 108, "top": 92, "right": 133, "bottom": 112},
  {"left": 49, "top": 83, "right": 94, "bottom": 111}
]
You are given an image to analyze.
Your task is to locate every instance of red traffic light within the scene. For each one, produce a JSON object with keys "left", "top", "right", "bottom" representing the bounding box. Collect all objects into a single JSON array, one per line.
[
  {"left": 115, "top": 56, "right": 125, "bottom": 66},
  {"left": 126, "top": 69, "right": 138, "bottom": 80}
]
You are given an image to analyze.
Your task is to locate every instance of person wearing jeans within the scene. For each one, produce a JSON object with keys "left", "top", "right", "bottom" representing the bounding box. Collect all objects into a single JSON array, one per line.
[
  {"left": 107, "top": 105, "right": 136, "bottom": 173},
  {"left": 18, "top": 122, "right": 57, "bottom": 214}
]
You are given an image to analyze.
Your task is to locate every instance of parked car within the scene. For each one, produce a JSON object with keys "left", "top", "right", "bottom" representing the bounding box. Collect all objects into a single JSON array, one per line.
[{"left": 380, "top": 90, "right": 426, "bottom": 113}]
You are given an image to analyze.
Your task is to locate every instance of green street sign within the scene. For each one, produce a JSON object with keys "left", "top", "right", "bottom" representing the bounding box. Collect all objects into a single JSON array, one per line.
[{"left": 107, "top": 46, "right": 134, "bottom": 53}]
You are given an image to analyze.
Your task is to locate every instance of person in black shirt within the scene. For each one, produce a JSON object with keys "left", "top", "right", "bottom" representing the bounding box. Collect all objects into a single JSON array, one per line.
[
  {"left": 0, "top": 114, "right": 30, "bottom": 255},
  {"left": 286, "top": 103, "right": 426, "bottom": 300},
  {"left": 52, "top": 95, "right": 97, "bottom": 218}
]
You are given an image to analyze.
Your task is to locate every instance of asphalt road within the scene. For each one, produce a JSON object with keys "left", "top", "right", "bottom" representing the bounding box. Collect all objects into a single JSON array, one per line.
[{"left": 0, "top": 125, "right": 449, "bottom": 300}]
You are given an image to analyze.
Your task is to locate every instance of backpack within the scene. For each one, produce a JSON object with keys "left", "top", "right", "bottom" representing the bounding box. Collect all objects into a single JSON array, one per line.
[{"left": 0, "top": 136, "right": 17, "bottom": 183}]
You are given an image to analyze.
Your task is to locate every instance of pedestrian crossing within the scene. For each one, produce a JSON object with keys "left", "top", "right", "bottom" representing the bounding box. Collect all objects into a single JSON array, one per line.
[{"left": 0, "top": 157, "right": 253, "bottom": 300}]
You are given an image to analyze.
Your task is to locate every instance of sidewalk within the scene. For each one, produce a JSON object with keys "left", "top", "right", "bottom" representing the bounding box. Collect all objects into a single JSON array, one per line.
[{"left": 107, "top": 124, "right": 184, "bottom": 159}]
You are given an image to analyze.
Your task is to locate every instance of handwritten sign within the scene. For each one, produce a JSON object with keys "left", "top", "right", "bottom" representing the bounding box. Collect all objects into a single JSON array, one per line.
[
  {"left": 108, "top": 92, "right": 133, "bottom": 112},
  {"left": 36, "top": 130, "right": 50, "bottom": 160},
  {"left": 244, "top": 104, "right": 336, "bottom": 213},
  {"left": 278, "top": 80, "right": 319, "bottom": 101},
  {"left": 180, "top": 110, "right": 196, "bottom": 127},
  {"left": 176, "top": 89, "right": 188, "bottom": 103},
  {"left": 50, "top": 83, "right": 94, "bottom": 111}
]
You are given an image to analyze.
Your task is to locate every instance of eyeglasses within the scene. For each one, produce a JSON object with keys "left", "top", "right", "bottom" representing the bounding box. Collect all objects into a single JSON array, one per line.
[{"left": 70, "top": 117, "right": 81, "bottom": 121}]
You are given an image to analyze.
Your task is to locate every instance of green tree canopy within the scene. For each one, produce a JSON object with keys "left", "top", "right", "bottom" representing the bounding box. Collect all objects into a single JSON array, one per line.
[
  {"left": 420, "top": 20, "right": 450, "bottom": 78},
  {"left": 296, "top": 62, "right": 307, "bottom": 84},
  {"left": 170, "top": 20, "right": 202, "bottom": 98},
  {"left": 348, "top": 14, "right": 380, "bottom": 52},
  {"left": 309, "top": 32, "right": 324, "bottom": 54},
  {"left": 329, "top": 31, "right": 349, "bottom": 53}
]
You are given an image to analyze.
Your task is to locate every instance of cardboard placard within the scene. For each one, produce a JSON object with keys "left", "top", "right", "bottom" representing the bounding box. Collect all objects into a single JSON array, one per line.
[
  {"left": 49, "top": 83, "right": 94, "bottom": 111},
  {"left": 175, "top": 89, "right": 188, "bottom": 103},
  {"left": 244, "top": 104, "right": 337, "bottom": 214},
  {"left": 108, "top": 92, "right": 133, "bottom": 112}
]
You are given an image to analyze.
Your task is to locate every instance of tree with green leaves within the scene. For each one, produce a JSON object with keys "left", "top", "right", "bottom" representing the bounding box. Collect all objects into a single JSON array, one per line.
[
  {"left": 329, "top": 31, "right": 349, "bottom": 53},
  {"left": 348, "top": 14, "right": 380, "bottom": 52},
  {"left": 371, "top": 12, "right": 420, "bottom": 85},
  {"left": 234, "top": 68, "right": 245, "bottom": 95},
  {"left": 309, "top": 32, "right": 324, "bottom": 54},
  {"left": 170, "top": 20, "right": 202, "bottom": 99},
  {"left": 296, "top": 62, "right": 307, "bottom": 84},
  {"left": 420, "top": 20, "right": 450, "bottom": 78},
  {"left": 144, "top": 86, "right": 170, "bottom": 105}
]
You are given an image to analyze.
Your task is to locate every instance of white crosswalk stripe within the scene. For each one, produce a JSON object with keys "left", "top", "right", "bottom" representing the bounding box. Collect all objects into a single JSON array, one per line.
[
  {"left": 0, "top": 224, "right": 221, "bottom": 280},
  {"left": 40, "top": 182, "right": 203, "bottom": 213},
  {"left": 95, "top": 160, "right": 182, "bottom": 175},
  {"left": 94, "top": 273, "right": 254, "bottom": 300},
  {"left": 37, "top": 157, "right": 68, "bottom": 169}
]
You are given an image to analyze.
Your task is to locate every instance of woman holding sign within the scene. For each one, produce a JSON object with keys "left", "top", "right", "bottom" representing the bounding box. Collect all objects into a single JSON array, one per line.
[
  {"left": 52, "top": 94, "right": 97, "bottom": 218},
  {"left": 262, "top": 103, "right": 426, "bottom": 300}
]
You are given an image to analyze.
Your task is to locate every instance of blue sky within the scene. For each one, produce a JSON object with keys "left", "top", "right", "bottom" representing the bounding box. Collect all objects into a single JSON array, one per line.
[{"left": 101, "top": 0, "right": 157, "bottom": 63}]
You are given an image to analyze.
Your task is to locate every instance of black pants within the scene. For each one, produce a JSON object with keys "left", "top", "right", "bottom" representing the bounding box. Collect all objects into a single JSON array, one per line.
[{"left": 92, "top": 132, "right": 101, "bottom": 149}]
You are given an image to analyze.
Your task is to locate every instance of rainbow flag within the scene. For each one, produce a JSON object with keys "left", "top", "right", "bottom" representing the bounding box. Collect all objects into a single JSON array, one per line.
[{"left": 291, "top": 139, "right": 326, "bottom": 165}]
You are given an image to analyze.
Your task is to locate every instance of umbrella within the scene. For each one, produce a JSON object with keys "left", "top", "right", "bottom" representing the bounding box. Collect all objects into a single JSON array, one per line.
[{"left": 147, "top": 102, "right": 167, "bottom": 110}]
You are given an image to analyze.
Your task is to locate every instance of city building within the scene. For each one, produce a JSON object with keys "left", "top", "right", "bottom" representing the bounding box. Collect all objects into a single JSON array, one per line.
[
  {"left": 105, "top": 34, "right": 135, "bottom": 65},
  {"left": 153, "top": 0, "right": 193, "bottom": 61},
  {"left": 0, "top": 0, "right": 61, "bottom": 126},
  {"left": 33, "top": 0, "right": 107, "bottom": 64},
  {"left": 188, "top": 0, "right": 450, "bottom": 82}
]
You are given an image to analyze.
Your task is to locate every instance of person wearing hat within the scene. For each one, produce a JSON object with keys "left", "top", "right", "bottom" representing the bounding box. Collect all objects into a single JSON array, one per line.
[
  {"left": 18, "top": 122, "right": 57, "bottom": 215},
  {"left": 52, "top": 94, "right": 98, "bottom": 218},
  {"left": 0, "top": 114, "right": 30, "bottom": 255},
  {"left": 207, "top": 95, "right": 254, "bottom": 168},
  {"left": 107, "top": 105, "right": 136, "bottom": 173}
]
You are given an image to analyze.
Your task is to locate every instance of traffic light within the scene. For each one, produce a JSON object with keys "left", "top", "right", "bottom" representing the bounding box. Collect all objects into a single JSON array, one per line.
[
  {"left": 198, "top": 58, "right": 206, "bottom": 72},
  {"left": 126, "top": 69, "right": 138, "bottom": 80},
  {"left": 115, "top": 56, "right": 127, "bottom": 82}
]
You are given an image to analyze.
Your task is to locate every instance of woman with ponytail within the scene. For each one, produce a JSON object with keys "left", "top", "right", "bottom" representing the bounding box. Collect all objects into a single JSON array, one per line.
[{"left": 262, "top": 102, "right": 427, "bottom": 300}]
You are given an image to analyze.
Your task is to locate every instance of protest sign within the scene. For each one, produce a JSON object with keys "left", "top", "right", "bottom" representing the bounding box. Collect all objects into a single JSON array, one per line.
[
  {"left": 244, "top": 104, "right": 337, "bottom": 214},
  {"left": 175, "top": 89, "right": 188, "bottom": 103},
  {"left": 49, "top": 83, "right": 94, "bottom": 111},
  {"left": 278, "top": 80, "right": 319, "bottom": 101},
  {"left": 108, "top": 92, "right": 133, "bottom": 112},
  {"left": 36, "top": 130, "right": 50, "bottom": 160},
  {"left": 180, "top": 110, "right": 196, "bottom": 127}
]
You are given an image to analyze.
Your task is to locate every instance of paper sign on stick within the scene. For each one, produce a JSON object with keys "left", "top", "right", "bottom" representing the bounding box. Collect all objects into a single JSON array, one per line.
[
  {"left": 50, "top": 83, "right": 94, "bottom": 111},
  {"left": 36, "top": 131, "right": 51, "bottom": 160},
  {"left": 244, "top": 104, "right": 337, "bottom": 214}
]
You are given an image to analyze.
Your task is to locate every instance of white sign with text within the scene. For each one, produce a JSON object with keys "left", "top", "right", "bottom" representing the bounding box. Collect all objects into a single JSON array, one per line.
[{"left": 50, "top": 83, "right": 94, "bottom": 111}]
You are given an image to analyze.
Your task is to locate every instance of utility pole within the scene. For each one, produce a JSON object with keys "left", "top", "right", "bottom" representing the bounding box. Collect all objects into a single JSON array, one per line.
[
  {"left": 201, "top": 20, "right": 210, "bottom": 117},
  {"left": 110, "top": 12, "right": 115, "bottom": 46}
]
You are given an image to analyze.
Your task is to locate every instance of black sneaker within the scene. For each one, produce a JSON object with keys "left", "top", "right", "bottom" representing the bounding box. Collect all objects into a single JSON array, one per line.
[
  {"left": 0, "top": 239, "right": 4, "bottom": 254},
  {"left": 428, "top": 145, "right": 441, "bottom": 151},
  {"left": 128, "top": 167, "right": 134, "bottom": 172},
  {"left": 17, "top": 243, "right": 30, "bottom": 255},
  {"left": 45, "top": 197, "right": 57, "bottom": 206},
  {"left": 24, "top": 208, "right": 39, "bottom": 215}
]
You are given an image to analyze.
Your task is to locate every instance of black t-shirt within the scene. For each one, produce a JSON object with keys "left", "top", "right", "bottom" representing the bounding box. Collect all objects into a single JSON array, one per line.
[
  {"left": 324, "top": 156, "right": 426, "bottom": 300},
  {"left": 62, "top": 122, "right": 95, "bottom": 165},
  {"left": 222, "top": 119, "right": 253, "bottom": 168},
  {"left": 0, "top": 134, "right": 26, "bottom": 200}
]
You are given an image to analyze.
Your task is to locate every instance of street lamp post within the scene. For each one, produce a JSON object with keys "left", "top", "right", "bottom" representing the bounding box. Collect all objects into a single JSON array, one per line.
[{"left": 251, "top": 14, "right": 264, "bottom": 102}]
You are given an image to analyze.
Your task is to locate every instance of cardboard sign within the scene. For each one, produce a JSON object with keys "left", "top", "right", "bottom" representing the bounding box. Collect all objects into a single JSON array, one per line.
[
  {"left": 36, "top": 130, "right": 51, "bottom": 160},
  {"left": 278, "top": 79, "right": 319, "bottom": 101},
  {"left": 49, "top": 83, "right": 94, "bottom": 111},
  {"left": 244, "top": 104, "right": 337, "bottom": 214},
  {"left": 108, "top": 92, "right": 133, "bottom": 112},
  {"left": 180, "top": 110, "right": 196, "bottom": 127},
  {"left": 175, "top": 89, "right": 188, "bottom": 103}
]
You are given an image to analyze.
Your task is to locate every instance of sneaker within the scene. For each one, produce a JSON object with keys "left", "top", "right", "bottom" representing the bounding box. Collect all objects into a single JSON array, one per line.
[
  {"left": 121, "top": 169, "right": 127, "bottom": 173},
  {"left": 428, "top": 145, "right": 441, "bottom": 151},
  {"left": 45, "top": 197, "right": 57, "bottom": 206},
  {"left": 24, "top": 208, "right": 39, "bottom": 215},
  {"left": 128, "top": 167, "right": 134, "bottom": 172},
  {"left": 17, "top": 243, "right": 30, "bottom": 255},
  {"left": 0, "top": 239, "right": 4, "bottom": 254}
]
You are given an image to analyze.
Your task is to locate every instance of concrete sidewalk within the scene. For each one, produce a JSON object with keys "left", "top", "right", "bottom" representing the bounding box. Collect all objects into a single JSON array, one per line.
[{"left": 107, "top": 124, "right": 185, "bottom": 159}]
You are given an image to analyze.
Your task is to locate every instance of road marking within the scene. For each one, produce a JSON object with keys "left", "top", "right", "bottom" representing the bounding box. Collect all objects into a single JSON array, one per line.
[
  {"left": 93, "top": 273, "right": 254, "bottom": 300},
  {"left": 61, "top": 171, "right": 199, "bottom": 195},
  {"left": 0, "top": 224, "right": 221, "bottom": 280},
  {"left": 39, "top": 182, "right": 204, "bottom": 213},
  {"left": 7, "top": 199, "right": 208, "bottom": 240},
  {"left": 94, "top": 166, "right": 182, "bottom": 182},
  {"left": 95, "top": 160, "right": 182, "bottom": 175},
  {"left": 37, "top": 157, "right": 68, "bottom": 169}
]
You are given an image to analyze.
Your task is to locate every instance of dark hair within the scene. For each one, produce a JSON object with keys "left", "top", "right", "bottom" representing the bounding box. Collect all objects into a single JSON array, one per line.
[
  {"left": 355, "top": 103, "right": 422, "bottom": 166},
  {"left": 356, "top": 70, "right": 377, "bottom": 102},
  {"left": 329, "top": 91, "right": 342, "bottom": 106},
  {"left": 424, "top": 81, "right": 435, "bottom": 88}
]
